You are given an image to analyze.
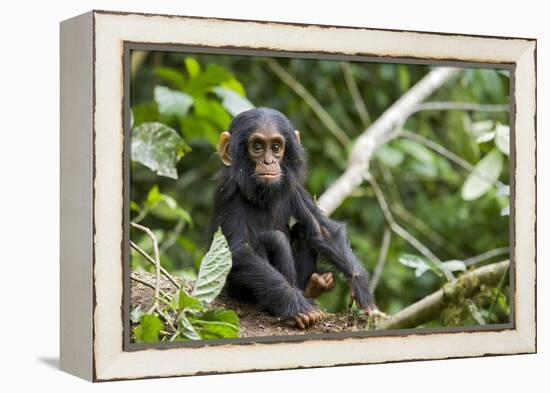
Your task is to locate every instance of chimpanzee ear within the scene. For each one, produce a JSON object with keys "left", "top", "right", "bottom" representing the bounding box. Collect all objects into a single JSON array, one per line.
[
  {"left": 218, "top": 131, "right": 233, "bottom": 166},
  {"left": 294, "top": 130, "right": 301, "bottom": 145}
]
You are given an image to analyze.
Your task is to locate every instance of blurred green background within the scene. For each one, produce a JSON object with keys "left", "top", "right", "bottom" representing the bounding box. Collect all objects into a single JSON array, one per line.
[{"left": 129, "top": 50, "right": 511, "bottom": 327}]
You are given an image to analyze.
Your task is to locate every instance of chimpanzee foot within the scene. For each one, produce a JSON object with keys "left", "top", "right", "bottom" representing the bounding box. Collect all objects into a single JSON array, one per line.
[
  {"left": 304, "top": 272, "right": 335, "bottom": 299},
  {"left": 294, "top": 308, "right": 324, "bottom": 329}
]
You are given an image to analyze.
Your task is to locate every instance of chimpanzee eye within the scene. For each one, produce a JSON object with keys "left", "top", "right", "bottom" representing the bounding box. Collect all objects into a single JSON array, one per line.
[
  {"left": 253, "top": 143, "right": 263, "bottom": 152},
  {"left": 272, "top": 144, "right": 280, "bottom": 153}
]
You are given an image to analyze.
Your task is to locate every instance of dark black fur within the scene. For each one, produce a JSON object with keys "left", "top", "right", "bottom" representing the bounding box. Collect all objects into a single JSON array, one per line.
[{"left": 209, "top": 108, "right": 375, "bottom": 318}]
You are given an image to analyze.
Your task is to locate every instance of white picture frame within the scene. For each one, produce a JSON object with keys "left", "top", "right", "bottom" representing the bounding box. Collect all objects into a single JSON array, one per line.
[{"left": 60, "top": 10, "right": 536, "bottom": 381}]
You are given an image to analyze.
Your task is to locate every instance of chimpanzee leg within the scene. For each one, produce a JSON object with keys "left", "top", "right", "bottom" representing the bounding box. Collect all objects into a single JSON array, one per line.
[
  {"left": 258, "top": 230, "right": 298, "bottom": 286},
  {"left": 290, "top": 223, "right": 318, "bottom": 291}
]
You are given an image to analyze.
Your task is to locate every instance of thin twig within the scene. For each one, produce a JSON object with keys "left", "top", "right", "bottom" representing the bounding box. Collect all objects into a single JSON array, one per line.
[
  {"left": 130, "top": 240, "right": 180, "bottom": 289},
  {"left": 341, "top": 62, "right": 371, "bottom": 127},
  {"left": 130, "top": 276, "right": 177, "bottom": 332},
  {"left": 131, "top": 222, "right": 161, "bottom": 313},
  {"left": 367, "top": 174, "right": 455, "bottom": 281},
  {"left": 266, "top": 58, "right": 351, "bottom": 146},
  {"left": 464, "top": 247, "right": 510, "bottom": 267},
  {"left": 371, "top": 228, "right": 391, "bottom": 291},
  {"left": 130, "top": 275, "right": 172, "bottom": 306},
  {"left": 399, "top": 129, "right": 505, "bottom": 188},
  {"left": 411, "top": 101, "right": 509, "bottom": 115},
  {"left": 160, "top": 218, "right": 185, "bottom": 254}
]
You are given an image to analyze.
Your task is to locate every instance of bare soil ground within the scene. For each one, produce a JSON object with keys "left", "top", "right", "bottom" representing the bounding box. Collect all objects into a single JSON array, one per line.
[{"left": 131, "top": 271, "right": 373, "bottom": 337}]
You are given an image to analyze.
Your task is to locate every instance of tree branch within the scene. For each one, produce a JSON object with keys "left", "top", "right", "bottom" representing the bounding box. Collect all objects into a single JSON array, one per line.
[
  {"left": 318, "top": 67, "right": 461, "bottom": 215},
  {"left": 341, "top": 62, "right": 371, "bottom": 127},
  {"left": 376, "top": 260, "right": 509, "bottom": 330},
  {"left": 266, "top": 58, "right": 351, "bottom": 146}
]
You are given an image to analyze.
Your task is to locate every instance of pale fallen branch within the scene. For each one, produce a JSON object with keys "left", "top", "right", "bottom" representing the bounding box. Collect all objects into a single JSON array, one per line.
[
  {"left": 376, "top": 260, "right": 509, "bottom": 330},
  {"left": 318, "top": 67, "right": 461, "bottom": 215}
]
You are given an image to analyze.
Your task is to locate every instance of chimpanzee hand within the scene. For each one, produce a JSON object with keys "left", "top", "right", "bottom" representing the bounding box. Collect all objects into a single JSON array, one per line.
[{"left": 294, "top": 307, "right": 324, "bottom": 329}]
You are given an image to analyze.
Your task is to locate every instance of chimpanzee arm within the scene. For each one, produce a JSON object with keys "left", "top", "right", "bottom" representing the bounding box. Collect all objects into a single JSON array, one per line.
[
  {"left": 227, "top": 241, "right": 317, "bottom": 317},
  {"left": 291, "top": 188, "right": 376, "bottom": 311}
]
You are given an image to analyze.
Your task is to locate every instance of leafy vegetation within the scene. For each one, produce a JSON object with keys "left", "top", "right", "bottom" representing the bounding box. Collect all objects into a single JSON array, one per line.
[
  {"left": 132, "top": 229, "right": 239, "bottom": 342},
  {"left": 129, "top": 50, "right": 511, "bottom": 341}
]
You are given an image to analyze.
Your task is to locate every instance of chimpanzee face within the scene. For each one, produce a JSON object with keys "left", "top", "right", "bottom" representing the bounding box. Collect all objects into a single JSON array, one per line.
[{"left": 247, "top": 129, "right": 285, "bottom": 184}]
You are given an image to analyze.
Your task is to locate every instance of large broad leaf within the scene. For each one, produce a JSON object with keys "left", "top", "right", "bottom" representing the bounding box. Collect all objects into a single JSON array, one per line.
[
  {"left": 461, "top": 148, "right": 503, "bottom": 201},
  {"left": 179, "top": 314, "right": 201, "bottom": 340},
  {"left": 133, "top": 314, "right": 163, "bottom": 343},
  {"left": 131, "top": 122, "right": 191, "bottom": 179},
  {"left": 154, "top": 86, "right": 193, "bottom": 120},
  {"left": 212, "top": 86, "right": 254, "bottom": 117},
  {"left": 192, "top": 228, "right": 232, "bottom": 303}
]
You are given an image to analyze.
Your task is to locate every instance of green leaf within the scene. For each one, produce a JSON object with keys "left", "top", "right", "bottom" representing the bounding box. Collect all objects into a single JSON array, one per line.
[
  {"left": 192, "top": 228, "right": 233, "bottom": 303},
  {"left": 195, "top": 320, "right": 239, "bottom": 339},
  {"left": 180, "top": 115, "right": 219, "bottom": 146},
  {"left": 194, "top": 97, "right": 232, "bottom": 129},
  {"left": 398, "top": 254, "right": 443, "bottom": 277},
  {"left": 131, "top": 103, "right": 159, "bottom": 128},
  {"left": 396, "top": 139, "right": 435, "bottom": 165},
  {"left": 154, "top": 86, "right": 193, "bottom": 120},
  {"left": 144, "top": 186, "right": 193, "bottom": 224},
  {"left": 201, "top": 309, "right": 240, "bottom": 325},
  {"left": 184, "top": 57, "right": 201, "bottom": 78},
  {"left": 195, "top": 309, "right": 240, "bottom": 339},
  {"left": 495, "top": 124, "right": 510, "bottom": 155},
  {"left": 461, "top": 148, "right": 503, "bottom": 201},
  {"left": 375, "top": 145, "right": 405, "bottom": 167},
  {"left": 179, "top": 314, "right": 201, "bottom": 340},
  {"left": 441, "top": 260, "right": 467, "bottom": 272},
  {"left": 212, "top": 86, "right": 254, "bottom": 117},
  {"left": 220, "top": 78, "right": 246, "bottom": 96},
  {"left": 153, "top": 67, "right": 186, "bottom": 90},
  {"left": 131, "top": 122, "right": 191, "bottom": 179},
  {"left": 476, "top": 131, "right": 496, "bottom": 144},
  {"left": 177, "top": 290, "right": 204, "bottom": 311},
  {"left": 133, "top": 314, "right": 163, "bottom": 343}
]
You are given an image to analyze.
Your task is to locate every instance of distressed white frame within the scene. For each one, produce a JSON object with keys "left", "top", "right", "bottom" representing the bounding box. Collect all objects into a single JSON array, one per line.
[{"left": 60, "top": 10, "right": 536, "bottom": 382}]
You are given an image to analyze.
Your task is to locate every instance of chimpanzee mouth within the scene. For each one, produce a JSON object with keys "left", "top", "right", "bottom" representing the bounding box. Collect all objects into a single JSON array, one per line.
[{"left": 258, "top": 173, "right": 279, "bottom": 180}]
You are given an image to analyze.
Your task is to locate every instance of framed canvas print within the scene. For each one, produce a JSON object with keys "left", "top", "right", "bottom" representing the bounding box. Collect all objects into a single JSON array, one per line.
[{"left": 60, "top": 10, "right": 537, "bottom": 382}]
